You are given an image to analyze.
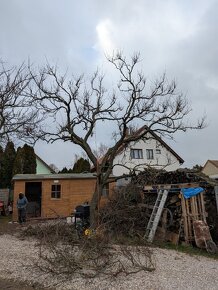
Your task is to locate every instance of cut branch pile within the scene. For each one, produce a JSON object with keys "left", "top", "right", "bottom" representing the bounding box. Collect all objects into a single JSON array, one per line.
[
  {"left": 99, "top": 184, "right": 149, "bottom": 241},
  {"left": 22, "top": 220, "right": 155, "bottom": 282}
]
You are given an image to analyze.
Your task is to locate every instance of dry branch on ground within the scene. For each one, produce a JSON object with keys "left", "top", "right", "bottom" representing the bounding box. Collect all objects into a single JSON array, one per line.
[{"left": 22, "top": 220, "right": 155, "bottom": 282}]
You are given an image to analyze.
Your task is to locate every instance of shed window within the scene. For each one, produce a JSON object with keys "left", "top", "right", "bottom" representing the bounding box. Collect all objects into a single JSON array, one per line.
[
  {"left": 51, "top": 184, "right": 61, "bottom": 199},
  {"left": 130, "top": 149, "right": 143, "bottom": 159}
]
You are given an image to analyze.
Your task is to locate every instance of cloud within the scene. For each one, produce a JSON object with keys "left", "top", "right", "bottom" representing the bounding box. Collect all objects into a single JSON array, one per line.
[
  {"left": 0, "top": 0, "right": 218, "bottom": 168},
  {"left": 95, "top": 19, "right": 116, "bottom": 55}
]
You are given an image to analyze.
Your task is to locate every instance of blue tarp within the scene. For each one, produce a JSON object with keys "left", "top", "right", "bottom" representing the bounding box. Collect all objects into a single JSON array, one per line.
[{"left": 181, "top": 187, "right": 204, "bottom": 199}]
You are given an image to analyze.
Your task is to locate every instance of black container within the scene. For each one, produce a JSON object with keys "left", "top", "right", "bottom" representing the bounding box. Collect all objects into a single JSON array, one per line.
[{"left": 75, "top": 204, "right": 90, "bottom": 219}]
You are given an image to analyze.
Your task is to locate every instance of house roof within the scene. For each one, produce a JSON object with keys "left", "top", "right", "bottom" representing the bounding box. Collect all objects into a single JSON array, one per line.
[
  {"left": 117, "top": 125, "right": 184, "bottom": 164},
  {"left": 209, "top": 160, "right": 218, "bottom": 168},
  {"left": 35, "top": 154, "right": 55, "bottom": 173},
  {"left": 12, "top": 173, "right": 106, "bottom": 181}
]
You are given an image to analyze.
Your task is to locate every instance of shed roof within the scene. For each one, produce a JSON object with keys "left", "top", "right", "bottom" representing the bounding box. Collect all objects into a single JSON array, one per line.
[{"left": 12, "top": 173, "right": 102, "bottom": 181}]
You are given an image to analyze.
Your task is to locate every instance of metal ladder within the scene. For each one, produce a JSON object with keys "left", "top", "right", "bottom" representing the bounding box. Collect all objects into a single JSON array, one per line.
[{"left": 144, "top": 189, "right": 169, "bottom": 243}]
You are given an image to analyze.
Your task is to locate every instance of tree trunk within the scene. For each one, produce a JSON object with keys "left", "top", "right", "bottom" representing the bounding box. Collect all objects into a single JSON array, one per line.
[{"left": 90, "top": 174, "right": 103, "bottom": 228}]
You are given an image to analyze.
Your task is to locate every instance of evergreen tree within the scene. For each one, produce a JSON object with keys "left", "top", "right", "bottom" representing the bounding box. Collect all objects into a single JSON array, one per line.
[
  {"left": 58, "top": 166, "right": 69, "bottom": 173},
  {"left": 72, "top": 157, "right": 90, "bottom": 173},
  {"left": 13, "top": 147, "right": 24, "bottom": 176},
  {"left": 59, "top": 159, "right": 90, "bottom": 174},
  {"left": 22, "top": 144, "right": 36, "bottom": 174},
  {"left": 1, "top": 141, "right": 16, "bottom": 188},
  {"left": 13, "top": 144, "right": 36, "bottom": 175}
]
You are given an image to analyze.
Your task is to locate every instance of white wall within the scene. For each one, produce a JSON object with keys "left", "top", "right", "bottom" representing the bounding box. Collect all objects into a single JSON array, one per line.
[{"left": 112, "top": 135, "right": 181, "bottom": 176}]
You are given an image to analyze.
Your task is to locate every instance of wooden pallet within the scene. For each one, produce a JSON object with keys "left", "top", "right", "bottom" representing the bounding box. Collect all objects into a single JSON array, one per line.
[{"left": 181, "top": 191, "right": 207, "bottom": 243}]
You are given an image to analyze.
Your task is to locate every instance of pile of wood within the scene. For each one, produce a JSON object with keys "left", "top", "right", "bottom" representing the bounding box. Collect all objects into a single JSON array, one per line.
[
  {"left": 133, "top": 168, "right": 217, "bottom": 187},
  {"left": 133, "top": 169, "right": 218, "bottom": 246}
]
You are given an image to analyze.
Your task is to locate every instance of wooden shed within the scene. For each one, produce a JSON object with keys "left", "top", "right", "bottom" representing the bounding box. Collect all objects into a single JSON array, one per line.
[{"left": 12, "top": 173, "right": 115, "bottom": 221}]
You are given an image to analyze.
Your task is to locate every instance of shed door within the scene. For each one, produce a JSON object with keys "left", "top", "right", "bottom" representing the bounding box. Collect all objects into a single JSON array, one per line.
[{"left": 25, "top": 182, "right": 42, "bottom": 217}]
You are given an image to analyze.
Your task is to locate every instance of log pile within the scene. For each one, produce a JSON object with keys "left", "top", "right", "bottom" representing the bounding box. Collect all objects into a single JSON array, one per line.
[
  {"left": 133, "top": 168, "right": 217, "bottom": 187},
  {"left": 132, "top": 169, "right": 218, "bottom": 245}
]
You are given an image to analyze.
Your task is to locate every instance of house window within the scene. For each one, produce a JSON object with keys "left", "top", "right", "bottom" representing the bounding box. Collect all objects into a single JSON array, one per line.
[
  {"left": 146, "top": 149, "right": 154, "bottom": 160},
  {"left": 102, "top": 184, "right": 109, "bottom": 197},
  {"left": 130, "top": 149, "right": 143, "bottom": 159},
  {"left": 156, "top": 149, "right": 161, "bottom": 154},
  {"left": 51, "top": 184, "right": 61, "bottom": 199}
]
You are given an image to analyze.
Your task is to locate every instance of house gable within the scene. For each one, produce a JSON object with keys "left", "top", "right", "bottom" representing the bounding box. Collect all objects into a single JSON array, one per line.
[
  {"left": 202, "top": 160, "right": 218, "bottom": 177},
  {"left": 36, "top": 154, "right": 55, "bottom": 174},
  {"left": 113, "top": 130, "right": 183, "bottom": 176}
]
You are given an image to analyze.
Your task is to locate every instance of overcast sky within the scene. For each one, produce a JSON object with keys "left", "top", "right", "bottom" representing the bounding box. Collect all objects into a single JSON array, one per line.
[{"left": 1, "top": 0, "right": 218, "bottom": 170}]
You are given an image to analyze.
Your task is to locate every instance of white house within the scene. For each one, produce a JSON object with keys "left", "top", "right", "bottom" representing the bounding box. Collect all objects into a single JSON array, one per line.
[{"left": 112, "top": 127, "right": 184, "bottom": 176}]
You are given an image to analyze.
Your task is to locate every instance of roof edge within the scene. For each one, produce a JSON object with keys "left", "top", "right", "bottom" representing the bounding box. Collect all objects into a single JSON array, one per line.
[{"left": 12, "top": 173, "right": 115, "bottom": 181}]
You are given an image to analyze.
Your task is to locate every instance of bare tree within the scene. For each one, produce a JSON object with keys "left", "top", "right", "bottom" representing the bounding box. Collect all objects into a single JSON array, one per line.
[
  {"left": 93, "top": 143, "right": 109, "bottom": 159},
  {"left": 0, "top": 61, "right": 42, "bottom": 145},
  {"left": 31, "top": 52, "right": 205, "bottom": 226},
  {"left": 49, "top": 163, "right": 59, "bottom": 173}
]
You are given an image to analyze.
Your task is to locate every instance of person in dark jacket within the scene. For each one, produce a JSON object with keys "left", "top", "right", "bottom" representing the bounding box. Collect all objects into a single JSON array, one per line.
[{"left": 17, "top": 192, "right": 28, "bottom": 224}]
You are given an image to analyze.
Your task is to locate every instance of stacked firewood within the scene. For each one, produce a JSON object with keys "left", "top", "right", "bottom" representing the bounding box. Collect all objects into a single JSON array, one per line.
[
  {"left": 132, "top": 169, "right": 218, "bottom": 244},
  {"left": 132, "top": 168, "right": 215, "bottom": 186}
]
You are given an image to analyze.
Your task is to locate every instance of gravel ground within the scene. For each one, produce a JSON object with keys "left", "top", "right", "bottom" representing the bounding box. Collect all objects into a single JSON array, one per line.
[{"left": 0, "top": 233, "right": 218, "bottom": 290}]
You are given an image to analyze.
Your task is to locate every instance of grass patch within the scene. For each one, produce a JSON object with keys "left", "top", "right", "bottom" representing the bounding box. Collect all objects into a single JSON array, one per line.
[{"left": 155, "top": 241, "right": 218, "bottom": 260}]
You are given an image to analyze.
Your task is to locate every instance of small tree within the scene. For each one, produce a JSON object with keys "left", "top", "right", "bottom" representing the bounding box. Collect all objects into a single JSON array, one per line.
[
  {"left": 93, "top": 143, "right": 109, "bottom": 159},
  {"left": 31, "top": 52, "right": 205, "bottom": 226},
  {"left": 192, "top": 164, "right": 203, "bottom": 172},
  {"left": 49, "top": 163, "right": 59, "bottom": 173}
]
